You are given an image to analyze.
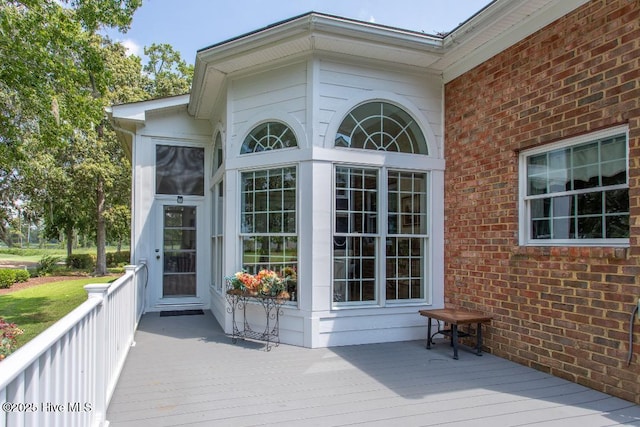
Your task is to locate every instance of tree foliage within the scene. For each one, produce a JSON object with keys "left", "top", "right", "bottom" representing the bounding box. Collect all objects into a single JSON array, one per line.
[
  {"left": 143, "top": 43, "right": 193, "bottom": 98},
  {"left": 1, "top": 0, "right": 194, "bottom": 274}
]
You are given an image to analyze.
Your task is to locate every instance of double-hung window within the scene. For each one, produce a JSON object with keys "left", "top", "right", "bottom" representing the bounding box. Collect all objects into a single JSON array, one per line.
[{"left": 520, "top": 126, "right": 629, "bottom": 246}]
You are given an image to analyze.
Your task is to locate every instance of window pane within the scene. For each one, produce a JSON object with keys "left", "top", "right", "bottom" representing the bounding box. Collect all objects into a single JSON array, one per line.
[
  {"left": 531, "top": 198, "right": 550, "bottom": 219},
  {"left": 606, "top": 215, "right": 629, "bottom": 238},
  {"left": 552, "top": 218, "right": 572, "bottom": 239},
  {"left": 572, "top": 142, "right": 598, "bottom": 167},
  {"left": 605, "top": 189, "right": 629, "bottom": 213},
  {"left": 601, "top": 136, "right": 626, "bottom": 161},
  {"left": 602, "top": 160, "right": 626, "bottom": 186},
  {"left": 532, "top": 219, "right": 551, "bottom": 239},
  {"left": 577, "top": 192, "right": 602, "bottom": 216},
  {"left": 573, "top": 164, "right": 600, "bottom": 189},
  {"left": 577, "top": 217, "right": 602, "bottom": 239},
  {"left": 156, "top": 145, "right": 204, "bottom": 196},
  {"left": 552, "top": 195, "right": 574, "bottom": 218},
  {"left": 334, "top": 167, "right": 428, "bottom": 304},
  {"left": 269, "top": 190, "right": 282, "bottom": 211}
]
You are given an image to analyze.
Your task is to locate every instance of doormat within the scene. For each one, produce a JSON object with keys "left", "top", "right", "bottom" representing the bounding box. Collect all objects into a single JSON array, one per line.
[{"left": 159, "top": 309, "right": 205, "bottom": 317}]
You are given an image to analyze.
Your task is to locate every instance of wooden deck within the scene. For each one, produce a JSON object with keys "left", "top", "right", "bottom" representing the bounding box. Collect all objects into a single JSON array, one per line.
[{"left": 107, "top": 312, "right": 640, "bottom": 427}]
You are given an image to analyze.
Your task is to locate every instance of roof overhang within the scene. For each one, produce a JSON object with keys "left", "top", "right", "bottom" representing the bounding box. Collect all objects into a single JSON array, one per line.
[
  {"left": 188, "top": 0, "right": 590, "bottom": 119},
  {"left": 106, "top": 94, "right": 190, "bottom": 158},
  {"left": 440, "top": 0, "right": 591, "bottom": 82},
  {"left": 189, "top": 13, "right": 444, "bottom": 119}
]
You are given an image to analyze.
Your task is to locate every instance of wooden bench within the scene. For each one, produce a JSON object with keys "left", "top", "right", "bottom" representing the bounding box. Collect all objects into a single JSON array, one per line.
[{"left": 419, "top": 308, "right": 493, "bottom": 359}]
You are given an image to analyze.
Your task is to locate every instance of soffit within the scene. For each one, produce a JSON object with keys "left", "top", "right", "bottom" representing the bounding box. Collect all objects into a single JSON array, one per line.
[{"left": 438, "top": 0, "right": 591, "bottom": 82}]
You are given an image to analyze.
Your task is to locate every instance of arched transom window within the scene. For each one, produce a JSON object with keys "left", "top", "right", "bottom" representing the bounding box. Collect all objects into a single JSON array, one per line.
[
  {"left": 241, "top": 121, "right": 297, "bottom": 154},
  {"left": 335, "top": 102, "right": 428, "bottom": 154}
]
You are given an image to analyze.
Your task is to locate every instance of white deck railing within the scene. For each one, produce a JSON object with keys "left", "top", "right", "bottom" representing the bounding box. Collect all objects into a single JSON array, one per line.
[{"left": 0, "top": 261, "right": 147, "bottom": 427}]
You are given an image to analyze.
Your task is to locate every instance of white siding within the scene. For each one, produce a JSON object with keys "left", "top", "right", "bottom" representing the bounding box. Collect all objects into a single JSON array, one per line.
[
  {"left": 230, "top": 62, "right": 308, "bottom": 147},
  {"left": 317, "top": 59, "right": 443, "bottom": 155}
]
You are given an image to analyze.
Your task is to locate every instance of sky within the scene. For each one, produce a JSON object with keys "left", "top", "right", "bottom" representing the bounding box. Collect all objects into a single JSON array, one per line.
[{"left": 105, "top": 0, "right": 494, "bottom": 65}]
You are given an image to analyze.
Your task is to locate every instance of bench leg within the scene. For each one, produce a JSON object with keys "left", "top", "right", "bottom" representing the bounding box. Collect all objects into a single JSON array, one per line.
[
  {"left": 426, "top": 317, "right": 432, "bottom": 349},
  {"left": 476, "top": 322, "right": 483, "bottom": 356},
  {"left": 452, "top": 325, "right": 459, "bottom": 360}
]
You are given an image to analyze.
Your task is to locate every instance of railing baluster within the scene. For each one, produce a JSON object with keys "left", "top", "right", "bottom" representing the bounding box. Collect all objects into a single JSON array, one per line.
[{"left": 0, "top": 261, "right": 146, "bottom": 427}]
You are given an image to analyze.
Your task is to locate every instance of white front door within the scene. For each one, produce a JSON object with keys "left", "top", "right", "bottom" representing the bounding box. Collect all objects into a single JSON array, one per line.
[{"left": 152, "top": 201, "right": 206, "bottom": 309}]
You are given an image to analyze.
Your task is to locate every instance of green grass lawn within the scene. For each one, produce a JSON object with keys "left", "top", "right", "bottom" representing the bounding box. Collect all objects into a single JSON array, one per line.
[
  {"left": 0, "top": 247, "right": 129, "bottom": 265},
  {"left": 0, "top": 276, "right": 116, "bottom": 350}
]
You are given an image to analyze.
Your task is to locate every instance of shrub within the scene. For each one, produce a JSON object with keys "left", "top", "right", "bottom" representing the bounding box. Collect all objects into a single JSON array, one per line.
[
  {"left": 37, "top": 255, "right": 61, "bottom": 276},
  {"left": 66, "top": 254, "right": 95, "bottom": 270},
  {"left": 13, "top": 269, "right": 30, "bottom": 283},
  {"left": 0, "top": 270, "right": 16, "bottom": 289},
  {"left": 106, "top": 251, "right": 130, "bottom": 267},
  {"left": 0, "top": 318, "right": 24, "bottom": 361}
]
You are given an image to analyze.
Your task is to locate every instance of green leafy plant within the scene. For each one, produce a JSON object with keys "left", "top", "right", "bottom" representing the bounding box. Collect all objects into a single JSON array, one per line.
[
  {"left": 37, "top": 255, "right": 61, "bottom": 276},
  {"left": 0, "top": 318, "right": 24, "bottom": 361},
  {"left": 0, "top": 269, "right": 30, "bottom": 288},
  {"left": 0, "top": 270, "right": 16, "bottom": 289},
  {"left": 14, "top": 269, "right": 30, "bottom": 283},
  {"left": 106, "top": 251, "right": 130, "bottom": 267},
  {"left": 66, "top": 254, "right": 95, "bottom": 270}
]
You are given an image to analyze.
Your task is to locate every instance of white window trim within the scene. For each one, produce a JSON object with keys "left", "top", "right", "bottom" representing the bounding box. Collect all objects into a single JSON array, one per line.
[{"left": 518, "top": 125, "right": 630, "bottom": 247}]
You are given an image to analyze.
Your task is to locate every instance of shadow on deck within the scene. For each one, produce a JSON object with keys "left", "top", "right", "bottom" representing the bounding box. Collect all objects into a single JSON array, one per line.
[{"left": 107, "top": 311, "right": 640, "bottom": 426}]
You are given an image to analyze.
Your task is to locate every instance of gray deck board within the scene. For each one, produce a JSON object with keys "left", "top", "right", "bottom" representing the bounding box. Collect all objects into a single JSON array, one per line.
[{"left": 107, "top": 312, "right": 640, "bottom": 426}]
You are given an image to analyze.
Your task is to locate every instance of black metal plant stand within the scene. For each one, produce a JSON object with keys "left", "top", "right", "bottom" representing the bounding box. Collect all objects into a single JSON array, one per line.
[{"left": 225, "top": 289, "right": 284, "bottom": 351}]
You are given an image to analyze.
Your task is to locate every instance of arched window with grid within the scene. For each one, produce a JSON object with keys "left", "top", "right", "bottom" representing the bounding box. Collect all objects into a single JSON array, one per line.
[
  {"left": 335, "top": 102, "right": 428, "bottom": 154},
  {"left": 241, "top": 121, "right": 297, "bottom": 154}
]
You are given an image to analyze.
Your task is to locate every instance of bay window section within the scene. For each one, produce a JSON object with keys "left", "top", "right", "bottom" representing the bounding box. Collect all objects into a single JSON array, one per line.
[{"left": 240, "top": 167, "right": 297, "bottom": 288}]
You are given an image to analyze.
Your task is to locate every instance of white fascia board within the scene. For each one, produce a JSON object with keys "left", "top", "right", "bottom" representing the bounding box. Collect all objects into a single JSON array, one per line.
[
  {"left": 308, "top": 14, "right": 442, "bottom": 50},
  {"left": 442, "top": 0, "right": 591, "bottom": 83}
]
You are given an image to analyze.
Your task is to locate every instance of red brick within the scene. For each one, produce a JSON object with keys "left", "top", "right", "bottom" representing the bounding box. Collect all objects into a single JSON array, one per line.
[{"left": 444, "top": 0, "right": 640, "bottom": 405}]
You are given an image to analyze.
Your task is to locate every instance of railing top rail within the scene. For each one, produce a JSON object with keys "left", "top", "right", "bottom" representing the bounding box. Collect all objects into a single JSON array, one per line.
[
  {"left": 105, "top": 266, "right": 136, "bottom": 298},
  {"left": 0, "top": 297, "right": 101, "bottom": 388},
  {"left": 0, "top": 262, "right": 146, "bottom": 389}
]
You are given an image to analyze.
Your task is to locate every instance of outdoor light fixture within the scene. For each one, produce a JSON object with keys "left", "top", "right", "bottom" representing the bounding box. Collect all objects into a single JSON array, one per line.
[{"left": 177, "top": 196, "right": 183, "bottom": 204}]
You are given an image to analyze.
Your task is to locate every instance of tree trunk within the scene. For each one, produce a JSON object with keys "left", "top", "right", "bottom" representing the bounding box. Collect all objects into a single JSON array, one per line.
[
  {"left": 66, "top": 227, "right": 73, "bottom": 258},
  {"left": 95, "top": 176, "right": 107, "bottom": 276}
]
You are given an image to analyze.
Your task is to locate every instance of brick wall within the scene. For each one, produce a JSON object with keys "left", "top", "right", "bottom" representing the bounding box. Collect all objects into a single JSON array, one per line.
[{"left": 444, "top": 0, "right": 640, "bottom": 404}]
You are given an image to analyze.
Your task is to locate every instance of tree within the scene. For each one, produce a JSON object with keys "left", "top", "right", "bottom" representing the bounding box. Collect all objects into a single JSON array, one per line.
[
  {"left": 1, "top": 1, "right": 193, "bottom": 275},
  {"left": 0, "top": 0, "right": 141, "bottom": 270},
  {"left": 143, "top": 43, "right": 193, "bottom": 98}
]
